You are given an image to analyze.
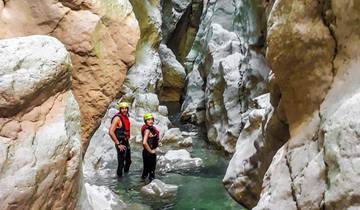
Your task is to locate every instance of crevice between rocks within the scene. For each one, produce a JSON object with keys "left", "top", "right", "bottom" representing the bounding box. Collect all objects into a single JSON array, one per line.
[
  {"left": 0, "top": 144, "right": 10, "bottom": 176},
  {"left": 285, "top": 144, "right": 300, "bottom": 210},
  {"left": 318, "top": 0, "right": 338, "bottom": 83},
  {"left": 317, "top": 1, "right": 338, "bottom": 208},
  {"left": 48, "top": 9, "right": 71, "bottom": 35}
]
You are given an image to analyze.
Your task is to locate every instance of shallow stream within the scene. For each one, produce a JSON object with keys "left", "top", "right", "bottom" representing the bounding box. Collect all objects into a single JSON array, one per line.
[{"left": 91, "top": 102, "right": 244, "bottom": 210}]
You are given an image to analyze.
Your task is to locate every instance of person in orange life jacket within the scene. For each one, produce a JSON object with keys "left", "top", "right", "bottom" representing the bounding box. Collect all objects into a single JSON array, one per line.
[
  {"left": 109, "top": 101, "right": 131, "bottom": 177},
  {"left": 141, "top": 113, "right": 161, "bottom": 181}
]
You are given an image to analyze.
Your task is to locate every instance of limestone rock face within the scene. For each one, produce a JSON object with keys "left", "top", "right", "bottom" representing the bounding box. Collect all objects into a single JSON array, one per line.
[
  {"left": 159, "top": 44, "right": 186, "bottom": 101},
  {"left": 223, "top": 94, "right": 289, "bottom": 208},
  {"left": 266, "top": 0, "right": 335, "bottom": 132},
  {"left": 120, "top": 0, "right": 167, "bottom": 136},
  {"left": 119, "top": 0, "right": 200, "bottom": 141},
  {"left": 0, "top": 0, "right": 140, "bottom": 149},
  {"left": 165, "top": 0, "right": 203, "bottom": 63},
  {"left": 180, "top": 66, "right": 206, "bottom": 124},
  {"left": 251, "top": 0, "right": 360, "bottom": 209},
  {"left": 0, "top": 36, "right": 82, "bottom": 209},
  {"left": 181, "top": 0, "right": 269, "bottom": 153},
  {"left": 161, "top": 0, "right": 192, "bottom": 41}
]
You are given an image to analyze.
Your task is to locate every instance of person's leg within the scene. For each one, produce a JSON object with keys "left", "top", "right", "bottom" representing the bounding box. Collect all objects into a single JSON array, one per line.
[
  {"left": 115, "top": 145, "right": 125, "bottom": 177},
  {"left": 148, "top": 154, "right": 156, "bottom": 181},
  {"left": 124, "top": 147, "right": 131, "bottom": 173},
  {"left": 141, "top": 150, "right": 149, "bottom": 179}
]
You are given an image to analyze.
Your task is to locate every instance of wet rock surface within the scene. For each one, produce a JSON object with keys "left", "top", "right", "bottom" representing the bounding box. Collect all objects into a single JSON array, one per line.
[
  {"left": 158, "top": 149, "right": 203, "bottom": 173},
  {"left": 140, "top": 179, "right": 178, "bottom": 199}
]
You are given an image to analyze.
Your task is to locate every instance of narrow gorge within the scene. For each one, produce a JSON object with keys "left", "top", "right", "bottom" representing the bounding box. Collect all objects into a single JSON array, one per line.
[{"left": 1, "top": 0, "right": 359, "bottom": 210}]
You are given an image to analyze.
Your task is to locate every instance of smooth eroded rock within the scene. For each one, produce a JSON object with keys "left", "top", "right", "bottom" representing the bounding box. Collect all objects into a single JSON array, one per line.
[
  {"left": 140, "top": 179, "right": 178, "bottom": 199},
  {"left": 158, "top": 149, "right": 203, "bottom": 173},
  {"left": 0, "top": 35, "right": 81, "bottom": 209},
  {"left": 0, "top": 0, "right": 140, "bottom": 149}
]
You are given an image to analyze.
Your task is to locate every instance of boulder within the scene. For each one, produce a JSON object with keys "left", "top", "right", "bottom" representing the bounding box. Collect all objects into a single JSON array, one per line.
[
  {"left": 158, "top": 149, "right": 203, "bottom": 173},
  {"left": 161, "top": 128, "right": 184, "bottom": 144},
  {"left": 0, "top": 36, "right": 81, "bottom": 209},
  {"left": 0, "top": 0, "right": 140, "bottom": 149},
  {"left": 178, "top": 137, "right": 193, "bottom": 147},
  {"left": 159, "top": 44, "right": 186, "bottom": 102},
  {"left": 78, "top": 183, "right": 127, "bottom": 210},
  {"left": 0, "top": 35, "right": 71, "bottom": 117},
  {"left": 140, "top": 179, "right": 178, "bottom": 199},
  {"left": 158, "top": 105, "right": 169, "bottom": 116}
]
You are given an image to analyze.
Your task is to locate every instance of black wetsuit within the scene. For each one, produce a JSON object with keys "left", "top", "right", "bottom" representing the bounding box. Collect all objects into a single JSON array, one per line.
[
  {"left": 112, "top": 114, "right": 131, "bottom": 177},
  {"left": 141, "top": 125, "right": 159, "bottom": 181}
]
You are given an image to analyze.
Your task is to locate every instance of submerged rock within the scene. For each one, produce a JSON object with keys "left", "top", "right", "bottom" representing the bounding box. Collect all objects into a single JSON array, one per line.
[
  {"left": 158, "top": 149, "right": 203, "bottom": 173},
  {"left": 140, "top": 179, "right": 178, "bottom": 199}
]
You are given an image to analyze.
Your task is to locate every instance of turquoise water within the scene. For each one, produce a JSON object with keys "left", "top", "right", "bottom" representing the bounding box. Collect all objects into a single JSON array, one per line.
[{"left": 107, "top": 102, "right": 244, "bottom": 210}]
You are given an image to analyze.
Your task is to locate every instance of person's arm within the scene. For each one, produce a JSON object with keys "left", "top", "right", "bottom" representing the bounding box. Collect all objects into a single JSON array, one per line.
[
  {"left": 109, "top": 117, "right": 126, "bottom": 151},
  {"left": 143, "top": 129, "right": 155, "bottom": 154}
]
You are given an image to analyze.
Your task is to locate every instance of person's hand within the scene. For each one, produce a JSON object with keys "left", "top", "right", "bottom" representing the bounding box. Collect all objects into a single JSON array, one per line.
[
  {"left": 151, "top": 149, "right": 156, "bottom": 154},
  {"left": 158, "top": 142, "right": 162, "bottom": 147},
  {"left": 118, "top": 144, "right": 126, "bottom": 151}
]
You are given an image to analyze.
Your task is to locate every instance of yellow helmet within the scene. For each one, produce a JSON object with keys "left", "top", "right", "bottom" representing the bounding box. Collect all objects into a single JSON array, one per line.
[
  {"left": 118, "top": 101, "right": 129, "bottom": 109},
  {"left": 143, "top": 113, "right": 154, "bottom": 121}
]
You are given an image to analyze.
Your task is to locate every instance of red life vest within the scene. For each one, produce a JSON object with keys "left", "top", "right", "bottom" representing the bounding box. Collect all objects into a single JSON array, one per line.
[{"left": 111, "top": 113, "right": 131, "bottom": 140}]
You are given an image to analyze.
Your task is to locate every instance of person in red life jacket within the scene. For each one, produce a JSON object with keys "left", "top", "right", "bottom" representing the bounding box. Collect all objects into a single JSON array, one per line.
[
  {"left": 109, "top": 101, "right": 132, "bottom": 177},
  {"left": 141, "top": 113, "right": 161, "bottom": 181}
]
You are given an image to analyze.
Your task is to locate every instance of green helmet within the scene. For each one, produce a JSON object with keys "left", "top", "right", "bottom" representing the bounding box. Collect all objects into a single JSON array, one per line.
[
  {"left": 118, "top": 101, "right": 129, "bottom": 109},
  {"left": 143, "top": 113, "right": 154, "bottom": 121}
]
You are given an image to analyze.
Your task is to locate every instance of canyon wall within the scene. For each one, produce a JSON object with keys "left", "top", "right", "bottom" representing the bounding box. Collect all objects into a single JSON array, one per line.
[
  {"left": 0, "top": 0, "right": 140, "bottom": 150},
  {"left": 181, "top": 0, "right": 270, "bottom": 153},
  {"left": 224, "top": 0, "right": 360, "bottom": 209}
]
